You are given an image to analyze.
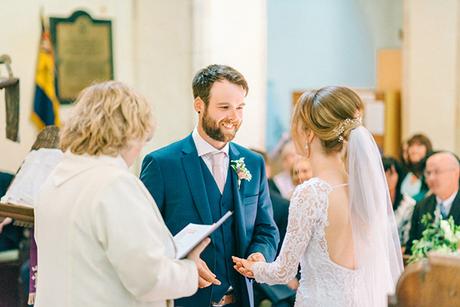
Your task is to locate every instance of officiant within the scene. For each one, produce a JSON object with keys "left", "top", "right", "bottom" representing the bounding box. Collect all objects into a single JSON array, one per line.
[{"left": 33, "top": 81, "right": 206, "bottom": 307}]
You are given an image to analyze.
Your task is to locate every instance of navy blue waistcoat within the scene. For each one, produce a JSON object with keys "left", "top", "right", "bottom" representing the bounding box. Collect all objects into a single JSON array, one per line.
[{"left": 200, "top": 159, "right": 238, "bottom": 302}]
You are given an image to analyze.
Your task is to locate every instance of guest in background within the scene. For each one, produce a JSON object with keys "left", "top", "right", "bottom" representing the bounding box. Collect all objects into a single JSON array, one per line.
[
  {"left": 382, "top": 156, "right": 403, "bottom": 208},
  {"left": 291, "top": 157, "right": 312, "bottom": 187},
  {"left": 250, "top": 149, "right": 289, "bottom": 254},
  {"left": 11, "top": 125, "right": 62, "bottom": 306},
  {"left": 1, "top": 126, "right": 63, "bottom": 206},
  {"left": 399, "top": 134, "right": 433, "bottom": 202},
  {"left": 400, "top": 140, "right": 409, "bottom": 167},
  {"left": 405, "top": 152, "right": 460, "bottom": 254},
  {"left": 0, "top": 126, "right": 63, "bottom": 305},
  {"left": 382, "top": 156, "right": 416, "bottom": 246},
  {"left": 34, "top": 81, "right": 204, "bottom": 307},
  {"left": 272, "top": 141, "right": 296, "bottom": 199}
]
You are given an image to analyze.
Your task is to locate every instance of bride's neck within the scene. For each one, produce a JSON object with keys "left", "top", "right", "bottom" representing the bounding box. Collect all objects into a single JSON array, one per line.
[{"left": 310, "top": 150, "right": 345, "bottom": 178}]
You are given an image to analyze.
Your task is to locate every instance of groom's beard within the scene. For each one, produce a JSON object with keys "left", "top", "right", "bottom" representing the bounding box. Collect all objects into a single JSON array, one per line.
[{"left": 202, "top": 108, "right": 241, "bottom": 143}]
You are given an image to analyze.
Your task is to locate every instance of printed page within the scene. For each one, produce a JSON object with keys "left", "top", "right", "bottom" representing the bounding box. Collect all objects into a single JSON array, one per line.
[{"left": 174, "top": 211, "right": 233, "bottom": 259}]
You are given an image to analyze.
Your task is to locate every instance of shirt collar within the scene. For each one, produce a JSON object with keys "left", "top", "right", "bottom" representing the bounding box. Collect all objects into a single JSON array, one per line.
[
  {"left": 192, "top": 127, "right": 229, "bottom": 157},
  {"left": 436, "top": 190, "right": 458, "bottom": 210}
]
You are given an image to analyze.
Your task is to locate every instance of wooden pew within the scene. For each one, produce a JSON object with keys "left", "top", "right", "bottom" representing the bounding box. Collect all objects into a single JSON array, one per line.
[{"left": 389, "top": 253, "right": 460, "bottom": 306}]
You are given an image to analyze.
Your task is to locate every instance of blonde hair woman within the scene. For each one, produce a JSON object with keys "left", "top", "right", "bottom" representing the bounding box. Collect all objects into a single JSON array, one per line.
[
  {"left": 233, "top": 86, "right": 403, "bottom": 306},
  {"left": 34, "top": 81, "right": 205, "bottom": 307}
]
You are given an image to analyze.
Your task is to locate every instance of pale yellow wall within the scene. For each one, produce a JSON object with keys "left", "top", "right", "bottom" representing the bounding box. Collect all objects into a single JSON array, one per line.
[{"left": 403, "top": 0, "right": 460, "bottom": 153}]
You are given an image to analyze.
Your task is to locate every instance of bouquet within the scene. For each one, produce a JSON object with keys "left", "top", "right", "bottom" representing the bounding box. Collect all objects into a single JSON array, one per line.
[{"left": 409, "top": 213, "right": 460, "bottom": 264}]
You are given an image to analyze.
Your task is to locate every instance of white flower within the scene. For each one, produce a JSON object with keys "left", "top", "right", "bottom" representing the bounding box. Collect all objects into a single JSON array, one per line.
[
  {"left": 434, "top": 245, "right": 453, "bottom": 254},
  {"left": 455, "top": 230, "right": 460, "bottom": 241},
  {"left": 441, "top": 220, "right": 457, "bottom": 243},
  {"left": 231, "top": 157, "right": 252, "bottom": 188}
]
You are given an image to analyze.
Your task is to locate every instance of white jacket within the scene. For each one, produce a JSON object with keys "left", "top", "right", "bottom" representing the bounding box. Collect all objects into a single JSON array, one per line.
[{"left": 34, "top": 153, "right": 198, "bottom": 307}]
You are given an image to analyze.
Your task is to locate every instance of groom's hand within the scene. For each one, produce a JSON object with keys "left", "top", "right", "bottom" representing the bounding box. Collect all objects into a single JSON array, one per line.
[{"left": 187, "top": 238, "right": 221, "bottom": 288}]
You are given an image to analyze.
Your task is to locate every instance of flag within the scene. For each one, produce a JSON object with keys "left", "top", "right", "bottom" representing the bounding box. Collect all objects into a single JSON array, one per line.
[{"left": 31, "top": 14, "right": 60, "bottom": 129}]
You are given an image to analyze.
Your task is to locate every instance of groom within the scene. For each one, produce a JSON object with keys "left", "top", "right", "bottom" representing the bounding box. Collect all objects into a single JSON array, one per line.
[{"left": 140, "top": 64, "right": 279, "bottom": 307}]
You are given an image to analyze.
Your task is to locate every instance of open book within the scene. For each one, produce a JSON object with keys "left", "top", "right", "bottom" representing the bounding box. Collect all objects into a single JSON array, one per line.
[{"left": 174, "top": 211, "right": 233, "bottom": 259}]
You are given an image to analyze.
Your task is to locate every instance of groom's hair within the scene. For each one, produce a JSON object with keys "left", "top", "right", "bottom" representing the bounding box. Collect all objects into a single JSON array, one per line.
[{"left": 192, "top": 64, "right": 249, "bottom": 106}]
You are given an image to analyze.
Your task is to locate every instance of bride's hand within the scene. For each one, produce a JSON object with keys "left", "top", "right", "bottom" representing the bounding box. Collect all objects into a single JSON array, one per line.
[{"left": 232, "top": 256, "right": 255, "bottom": 278}]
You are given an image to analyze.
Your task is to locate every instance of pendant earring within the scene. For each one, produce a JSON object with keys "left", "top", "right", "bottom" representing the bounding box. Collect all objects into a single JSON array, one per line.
[{"left": 305, "top": 142, "right": 311, "bottom": 158}]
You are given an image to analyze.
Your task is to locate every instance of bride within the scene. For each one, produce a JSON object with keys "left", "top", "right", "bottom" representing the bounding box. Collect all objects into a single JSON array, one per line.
[{"left": 233, "top": 86, "right": 403, "bottom": 306}]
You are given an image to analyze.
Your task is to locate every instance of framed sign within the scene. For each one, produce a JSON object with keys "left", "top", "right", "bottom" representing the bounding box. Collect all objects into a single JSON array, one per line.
[{"left": 50, "top": 10, "right": 114, "bottom": 104}]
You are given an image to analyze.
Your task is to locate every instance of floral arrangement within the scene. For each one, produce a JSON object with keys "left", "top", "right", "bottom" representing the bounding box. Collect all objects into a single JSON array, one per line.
[
  {"left": 230, "top": 157, "right": 252, "bottom": 188},
  {"left": 409, "top": 213, "right": 460, "bottom": 264}
]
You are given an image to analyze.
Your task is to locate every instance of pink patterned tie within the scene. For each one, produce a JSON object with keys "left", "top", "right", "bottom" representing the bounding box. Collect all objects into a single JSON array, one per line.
[{"left": 211, "top": 152, "right": 226, "bottom": 193}]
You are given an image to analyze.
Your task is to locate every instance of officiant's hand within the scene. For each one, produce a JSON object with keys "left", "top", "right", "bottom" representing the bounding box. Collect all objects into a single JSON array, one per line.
[
  {"left": 232, "top": 256, "right": 256, "bottom": 278},
  {"left": 187, "top": 238, "right": 221, "bottom": 288}
]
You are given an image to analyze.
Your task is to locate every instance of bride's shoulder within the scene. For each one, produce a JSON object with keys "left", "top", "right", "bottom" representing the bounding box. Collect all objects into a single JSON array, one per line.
[
  {"left": 299, "top": 177, "right": 333, "bottom": 192},
  {"left": 292, "top": 177, "right": 332, "bottom": 201}
]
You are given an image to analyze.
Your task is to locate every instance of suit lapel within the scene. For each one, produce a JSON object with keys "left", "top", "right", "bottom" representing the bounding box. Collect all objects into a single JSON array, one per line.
[
  {"left": 229, "top": 143, "right": 247, "bottom": 254},
  {"left": 448, "top": 191, "right": 460, "bottom": 222},
  {"left": 181, "top": 135, "right": 213, "bottom": 225}
]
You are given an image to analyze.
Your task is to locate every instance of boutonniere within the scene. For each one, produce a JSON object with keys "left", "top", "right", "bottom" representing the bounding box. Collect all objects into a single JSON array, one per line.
[{"left": 231, "top": 157, "right": 252, "bottom": 188}]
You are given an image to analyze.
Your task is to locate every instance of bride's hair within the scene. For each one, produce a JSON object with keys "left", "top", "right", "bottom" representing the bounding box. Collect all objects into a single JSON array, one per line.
[{"left": 291, "top": 86, "right": 364, "bottom": 155}]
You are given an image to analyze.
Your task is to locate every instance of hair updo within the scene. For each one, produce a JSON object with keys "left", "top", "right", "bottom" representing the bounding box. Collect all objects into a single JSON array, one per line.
[{"left": 291, "top": 86, "right": 364, "bottom": 155}]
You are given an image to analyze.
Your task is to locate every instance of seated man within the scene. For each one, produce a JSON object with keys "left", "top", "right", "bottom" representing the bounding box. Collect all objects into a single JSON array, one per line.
[{"left": 406, "top": 152, "right": 460, "bottom": 254}]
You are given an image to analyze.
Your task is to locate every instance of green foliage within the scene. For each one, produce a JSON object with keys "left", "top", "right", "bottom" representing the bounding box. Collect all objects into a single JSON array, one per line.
[{"left": 408, "top": 213, "right": 460, "bottom": 264}]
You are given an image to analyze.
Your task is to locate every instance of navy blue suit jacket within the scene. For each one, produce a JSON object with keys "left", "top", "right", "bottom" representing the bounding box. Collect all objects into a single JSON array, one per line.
[{"left": 140, "top": 134, "right": 279, "bottom": 307}]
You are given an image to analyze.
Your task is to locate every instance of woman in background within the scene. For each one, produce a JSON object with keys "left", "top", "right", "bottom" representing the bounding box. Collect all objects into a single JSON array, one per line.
[
  {"left": 399, "top": 134, "right": 433, "bottom": 202},
  {"left": 34, "top": 81, "right": 205, "bottom": 307}
]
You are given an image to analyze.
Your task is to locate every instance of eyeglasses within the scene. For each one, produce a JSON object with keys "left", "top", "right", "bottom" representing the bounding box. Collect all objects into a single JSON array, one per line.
[{"left": 424, "top": 168, "right": 456, "bottom": 177}]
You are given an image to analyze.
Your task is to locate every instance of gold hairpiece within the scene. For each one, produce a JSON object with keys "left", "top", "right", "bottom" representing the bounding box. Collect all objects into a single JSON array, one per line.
[{"left": 333, "top": 116, "right": 362, "bottom": 142}]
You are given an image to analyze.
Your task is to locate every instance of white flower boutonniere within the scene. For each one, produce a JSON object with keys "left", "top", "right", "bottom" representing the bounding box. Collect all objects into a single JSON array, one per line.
[{"left": 231, "top": 157, "right": 252, "bottom": 188}]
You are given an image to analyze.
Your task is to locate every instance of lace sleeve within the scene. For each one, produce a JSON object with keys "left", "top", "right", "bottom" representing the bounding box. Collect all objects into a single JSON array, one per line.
[{"left": 252, "top": 180, "right": 329, "bottom": 284}]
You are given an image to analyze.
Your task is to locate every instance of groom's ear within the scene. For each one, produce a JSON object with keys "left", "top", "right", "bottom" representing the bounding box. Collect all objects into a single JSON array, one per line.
[{"left": 194, "top": 97, "right": 204, "bottom": 114}]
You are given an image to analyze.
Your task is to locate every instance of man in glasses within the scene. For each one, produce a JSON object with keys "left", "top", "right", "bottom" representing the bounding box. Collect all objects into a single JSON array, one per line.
[{"left": 406, "top": 151, "right": 460, "bottom": 254}]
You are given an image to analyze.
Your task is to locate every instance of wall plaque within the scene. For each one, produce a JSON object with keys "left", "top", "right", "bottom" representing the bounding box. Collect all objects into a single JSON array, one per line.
[{"left": 50, "top": 10, "right": 114, "bottom": 104}]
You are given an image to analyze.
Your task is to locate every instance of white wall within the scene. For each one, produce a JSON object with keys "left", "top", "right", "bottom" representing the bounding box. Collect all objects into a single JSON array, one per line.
[
  {"left": 403, "top": 0, "right": 460, "bottom": 152},
  {"left": 193, "top": 0, "right": 268, "bottom": 150}
]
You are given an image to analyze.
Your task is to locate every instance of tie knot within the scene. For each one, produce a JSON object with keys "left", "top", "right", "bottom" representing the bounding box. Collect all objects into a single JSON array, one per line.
[{"left": 212, "top": 151, "right": 226, "bottom": 165}]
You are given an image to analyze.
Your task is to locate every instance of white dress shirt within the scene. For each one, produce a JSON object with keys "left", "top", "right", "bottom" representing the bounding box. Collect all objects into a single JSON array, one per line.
[{"left": 192, "top": 128, "right": 229, "bottom": 179}]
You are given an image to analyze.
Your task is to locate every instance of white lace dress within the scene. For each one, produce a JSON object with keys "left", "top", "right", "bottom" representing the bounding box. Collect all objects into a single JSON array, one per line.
[{"left": 252, "top": 178, "right": 361, "bottom": 307}]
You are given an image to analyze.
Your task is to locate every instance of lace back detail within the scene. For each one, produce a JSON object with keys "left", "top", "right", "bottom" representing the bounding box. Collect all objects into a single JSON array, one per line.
[{"left": 252, "top": 178, "right": 359, "bottom": 306}]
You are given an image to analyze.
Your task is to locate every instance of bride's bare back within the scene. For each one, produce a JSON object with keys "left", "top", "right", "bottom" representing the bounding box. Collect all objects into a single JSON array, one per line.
[{"left": 324, "top": 183, "right": 356, "bottom": 270}]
